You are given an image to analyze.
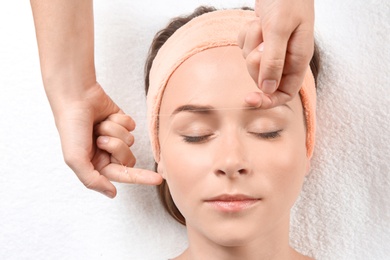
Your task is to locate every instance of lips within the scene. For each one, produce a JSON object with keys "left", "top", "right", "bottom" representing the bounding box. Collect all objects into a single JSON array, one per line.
[
  {"left": 206, "top": 194, "right": 258, "bottom": 201},
  {"left": 204, "top": 194, "right": 261, "bottom": 212}
]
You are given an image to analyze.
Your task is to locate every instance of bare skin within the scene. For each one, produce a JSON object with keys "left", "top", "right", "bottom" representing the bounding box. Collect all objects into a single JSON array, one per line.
[
  {"left": 97, "top": 47, "right": 314, "bottom": 259},
  {"left": 239, "top": 0, "right": 315, "bottom": 108},
  {"left": 30, "top": 0, "right": 162, "bottom": 198},
  {"left": 30, "top": 0, "right": 314, "bottom": 198}
]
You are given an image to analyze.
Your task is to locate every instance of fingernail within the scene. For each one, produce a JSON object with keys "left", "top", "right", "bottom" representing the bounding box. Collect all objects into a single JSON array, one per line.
[
  {"left": 262, "top": 80, "right": 277, "bottom": 93},
  {"left": 103, "top": 190, "right": 115, "bottom": 198},
  {"left": 98, "top": 136, "right": 109, "bottom": 144},
  {"left": 257, "top": 42, "right": 264, "bottom": 52}
]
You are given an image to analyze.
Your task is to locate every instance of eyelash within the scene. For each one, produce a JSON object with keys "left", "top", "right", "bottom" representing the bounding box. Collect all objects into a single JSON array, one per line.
[
  {"left": 251, "top": 130, "right": 282, "bottom": 140},
  {"left": 182, "top": 130, "right": 282, "bottom": 143},
  {"left": 182, "top": 134, "right": 213, "bottom": 143}
]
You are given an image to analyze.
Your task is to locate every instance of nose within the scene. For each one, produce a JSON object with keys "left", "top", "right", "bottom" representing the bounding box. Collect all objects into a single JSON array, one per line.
[{"left": 213, "top": 133, "right": 250, "bottom": 178}]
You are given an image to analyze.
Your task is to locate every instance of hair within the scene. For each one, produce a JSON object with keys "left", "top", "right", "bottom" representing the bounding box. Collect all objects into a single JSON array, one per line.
[{"left": 144, "top": 6, "right": 320, "bottom": 226}]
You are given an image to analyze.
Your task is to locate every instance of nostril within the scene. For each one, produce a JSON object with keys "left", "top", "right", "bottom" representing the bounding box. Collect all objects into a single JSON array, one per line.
[
  {"left": 215, "top": 169, "right": 226, "bottom": 175},
  {"left": 238, "top": 169, "right": 247, "bottom": 174},
  {"left": 215, "top": 168, "right": 248, "bottom": 176}
]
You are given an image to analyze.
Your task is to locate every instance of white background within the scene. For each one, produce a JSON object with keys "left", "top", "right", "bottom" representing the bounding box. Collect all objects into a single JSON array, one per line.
[{"left": 0, "top": 1, "right": 389, "bottom": 259}]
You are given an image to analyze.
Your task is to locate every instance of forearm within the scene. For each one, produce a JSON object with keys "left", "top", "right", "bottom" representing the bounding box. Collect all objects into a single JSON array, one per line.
[{"left": 30, "top": 0, "right": 96, "bottom": 108}]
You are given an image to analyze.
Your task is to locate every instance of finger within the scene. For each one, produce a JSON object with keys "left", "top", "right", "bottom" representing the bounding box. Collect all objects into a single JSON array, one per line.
[
  {"left": 244, "top": 91, "right": 273, "bottom": 108},
  {"left": 100, "top": 164, "right": 163, "bottom": 185},
  {"left": 245, "top": 43, "right": 263, "bottom": 85},
  {"left": 267, "top": 70, "right": 306, "bottom": 108},
  {"left": 95, "top": 120, "right": 134, "bottom": 147},
  {"left": 238, "top": 19, "right": 263, "bottom": 58},
  {"left": 245, "top": 92, "right": 263, "bottom": 108},
  {"left": 237, "top": 21, "right": 248, "bottom": 49},
  {"left": 65, "top": 152, "right": 117, "bottom": 198},
  {"left": 274, "top": 74, "right": 307, "bottom": 107},
  {"left": 259, "top": 27, "right": 290, "bottom": 94},
  {"left": 97, "top": 136, "right": 136, "bottom": 167},
  {"left": 253, "top": 89, "right": 293, "bottom": 109},
  {"left": 106, "top": 113, "right": 136, "bottom": 132},
  {"left": 59, "top": 122, "right": 118, "bottom": 198},
  {"left": 276, "top": 29, "right": 314, "bottom": 97}
]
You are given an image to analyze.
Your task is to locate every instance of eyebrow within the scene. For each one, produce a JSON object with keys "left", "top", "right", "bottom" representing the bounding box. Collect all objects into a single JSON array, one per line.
[
  {"left": 171, "top": 105, "right": 214, "bottom": 116},
  {"left": 171, "top": 103, "right": 292, "bottom": 117},
  {"left": 247, "top": 103, "right": 293, "bottom": 112}
]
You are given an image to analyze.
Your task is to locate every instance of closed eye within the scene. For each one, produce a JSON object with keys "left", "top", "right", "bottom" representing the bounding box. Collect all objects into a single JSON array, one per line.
[
  {"left": 182, "top": 134, "right": 213, "bottom": 143},
  {"left": 250, "top": 130, "right": 282, "bottom": 140}
]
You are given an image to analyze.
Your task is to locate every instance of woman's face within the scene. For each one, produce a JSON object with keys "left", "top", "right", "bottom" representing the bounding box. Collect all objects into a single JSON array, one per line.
[{"left": 158, "top": 46, "right": 309, "bottom": 246}]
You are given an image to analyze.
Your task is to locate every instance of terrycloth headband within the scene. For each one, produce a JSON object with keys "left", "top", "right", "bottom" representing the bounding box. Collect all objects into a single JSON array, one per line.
[{"left": 147, "top": 9, "right": 316, "bottom": 162}]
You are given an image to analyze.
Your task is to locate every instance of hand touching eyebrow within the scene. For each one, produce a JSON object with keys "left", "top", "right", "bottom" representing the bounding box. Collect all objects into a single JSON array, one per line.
[
  {"left": 171, "top": 105, "right": 214, "bottom": 116},
  {"left": 239, "top": 0, "right": 314, "bottom": 109}
]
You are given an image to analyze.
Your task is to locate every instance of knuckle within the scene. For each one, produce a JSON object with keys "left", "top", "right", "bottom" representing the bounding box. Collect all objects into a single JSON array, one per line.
[
  {"left": 98, "top": 121, "right": 111, "bottom": 133},
  {"left": 290, "top": 46, "right": 313, "bottom": 62},
  {"left": 126, "top": 116, "right": 136, "bottom": 129},
  {"left": 112, "top": 139, "right": 123, "bottom": 151},
  {"left": 128, "top": 156, "right": 136, "bottom": 168},
  {"left": 262, "top": 13, "right": 292, "bottom": 34},
  {"left": 107, "top": 113, "right": 119, "bottom": 121},
  {"left": 63, "top": 152, "right": 78, "bottom": 169},
  {"left": 263, "top": 58, "right": 285, "bottom": 72},
  {"left": 113, "top": 114, "right": 135, "bottom": 131},
  {"left": 126, "top": 134, "right": 135, "bottom": 146},
  {"left": 246, "top": 52, "right": 260, "bottom": 68},
  {"left": 83, "top": 177, "right": 99, "bottom": 190}
]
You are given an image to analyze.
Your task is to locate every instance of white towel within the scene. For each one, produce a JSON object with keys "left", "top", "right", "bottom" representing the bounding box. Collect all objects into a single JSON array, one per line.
[{"left": 289, "top": 1, "right": 390, "bottom": 258}]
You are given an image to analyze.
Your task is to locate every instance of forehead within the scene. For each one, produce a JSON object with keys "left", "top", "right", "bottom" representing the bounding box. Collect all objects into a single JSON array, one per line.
[{"left": 160, "top": 46, "right": 258, "bottom": 112}]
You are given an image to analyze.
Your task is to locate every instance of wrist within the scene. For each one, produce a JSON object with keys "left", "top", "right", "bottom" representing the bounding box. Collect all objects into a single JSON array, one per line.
[
  {"left": 46, "top": 82, "right": 118, "bottom": 125},
  {"left": 42, "top": 69, "right": 96, "bottom": 93},
  {"left": 44, "top": 79, "right": 99, "bottom": 116}
]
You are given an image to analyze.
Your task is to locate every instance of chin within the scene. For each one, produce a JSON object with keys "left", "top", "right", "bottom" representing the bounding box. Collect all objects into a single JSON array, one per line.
[
  {"left": 212, "top": 235, "right": 256, "bottom": 248},
  {"left": 215, "top": 237, "right": 251, "bottom": 247},
  {"left": 203, "top": 226, "right": 257, "bottom": 247}
]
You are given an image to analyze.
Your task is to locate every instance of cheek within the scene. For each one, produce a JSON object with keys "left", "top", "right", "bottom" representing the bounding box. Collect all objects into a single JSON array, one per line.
[
  {"left": 253, "top": 133, "right": 308, "bottom": 206},
  {"left": 159, "top": 137, "right": 212, "bottom": 214}
]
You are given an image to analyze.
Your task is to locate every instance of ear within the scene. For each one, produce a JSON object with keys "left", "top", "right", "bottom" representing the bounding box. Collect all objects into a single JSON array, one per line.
[
  {"left": 305, "top": 159, "right": 311, "bottom": 176},
  {"left": 157, "top": 158, "right": 166, "bottom": 179}
]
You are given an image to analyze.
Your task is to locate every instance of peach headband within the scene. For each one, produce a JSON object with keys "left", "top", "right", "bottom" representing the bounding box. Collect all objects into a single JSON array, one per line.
[{"left": 147, "top": 9, "right": 316, "bottom": 162}]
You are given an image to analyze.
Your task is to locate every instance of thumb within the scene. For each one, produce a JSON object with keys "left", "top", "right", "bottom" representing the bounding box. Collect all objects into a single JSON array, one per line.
[
  {"left": 259, "top": 30, "right": 289, "bottom": 94},
  {"left": 65, "top": 149, "right": 118, "bottom": 198},
  {"left": 56, "top": 101, "right": 118, "bottom": 198}
]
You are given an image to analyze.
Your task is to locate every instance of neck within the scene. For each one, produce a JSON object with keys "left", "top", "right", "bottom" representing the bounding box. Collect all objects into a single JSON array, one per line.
[{"left": 176, "top": 216, "right": 306, "bottom": 260}]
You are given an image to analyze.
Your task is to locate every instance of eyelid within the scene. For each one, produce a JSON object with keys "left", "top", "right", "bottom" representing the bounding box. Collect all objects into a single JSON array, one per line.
[
  {"left": 181, "top": 134, "right": 214, "bottom": 143},
  {"left": 249, "top": 130, "right": 282, "bottom": 139},
  {"left": 173, "top": 118, "right": 215, "bottom": 143},
  {"left": 175, "top": 121, "right": 214, "bottom": 136}
]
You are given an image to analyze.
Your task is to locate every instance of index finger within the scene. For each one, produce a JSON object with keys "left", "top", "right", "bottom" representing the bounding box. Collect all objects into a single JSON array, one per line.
[
  {"left": 244, "top": 86, "right": 296, "bottom": 109},
  {"left": 100, "top": 163, "right": 163, "bottom": 185},
  {"left": 106, "top": 113, "right": 136, "bottom": 132},
  {"left": 259, "top": 27, "right": 290, "bottom": 94}
]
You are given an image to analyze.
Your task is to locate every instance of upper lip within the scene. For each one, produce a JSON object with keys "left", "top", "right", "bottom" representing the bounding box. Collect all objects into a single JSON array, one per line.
[{"left": 205, "top": 194, "right": 260, "bottom": 201}]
